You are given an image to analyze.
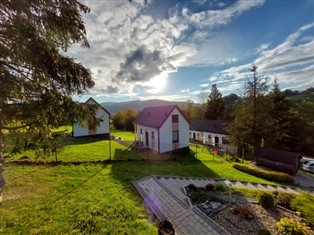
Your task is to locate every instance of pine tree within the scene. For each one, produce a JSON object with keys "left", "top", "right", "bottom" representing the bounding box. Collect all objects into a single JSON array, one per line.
[
  {"left": 0, "top": 1, "right": 100, "bottom": 160},
  {"left": 205, "top": 84, "right": 225, "bottom": 120},
  {"left": 228, "top": 65, "right": 269, "bottom": 151}
]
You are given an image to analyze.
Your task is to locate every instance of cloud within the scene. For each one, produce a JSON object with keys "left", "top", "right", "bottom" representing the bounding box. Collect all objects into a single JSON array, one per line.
[
  {"left": 188, "top": 0, "right": 265, "bottom": 29},
  {"left": 101, "top": 85, "right": 119, "bottom": 94},
  {"left": 116, "top": 46, "right": 167, "bottom": 83},
  {"left": 67, "top": 0, "right": 266, "bottom": 97},
  {"left": 212, "top": 23, "right": 314, "bottom": 92}
]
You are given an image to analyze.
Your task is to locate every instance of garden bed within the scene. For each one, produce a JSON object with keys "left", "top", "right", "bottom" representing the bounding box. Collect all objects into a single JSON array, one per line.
[{"left": 185, "top": 185, "right": 314, "bottom": 235}]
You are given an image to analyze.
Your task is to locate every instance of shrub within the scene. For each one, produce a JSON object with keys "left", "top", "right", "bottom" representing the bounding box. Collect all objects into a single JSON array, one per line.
[
  {"left": 256, "top": 191, "right": 275, "bottom": 209},
  {"left": 215, "top": 183, "right": 227, "bottom": 192},
  {"left": 291, "top": 193, "right": 314, "bottom": 226},
  {"left": 258, "top": 228, "right": 272, "bottom": 235},
  {"left": 275, "top": 192, "right": 295, "bottom": 209},
  {"left": 205, "top": 183, "right": 215, "bottom": 191},
  {"left": 232, "top": 163, "right": 294, "bottom": 184},
  {"left": 276, "top": 217, "right": 311, "bottom": 235},
  {"left": 187, "top": 184, "right": 197, "bottom": 192}
]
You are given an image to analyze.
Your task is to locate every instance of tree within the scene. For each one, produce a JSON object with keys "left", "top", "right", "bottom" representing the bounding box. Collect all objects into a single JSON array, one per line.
[
  {"left": 222, "top": 93, "right": 240, "bottom": 120},
  {"left": 178, "top": 100, "right": 202, "bottom": 122},
  {"left": 197, "top": 89, "right": 209, "bottom": 120},
  {"left": 0, "top": 0, "right": 99, "bottom": 161},
  {"left": 205, "top": 84, "right": 225, "bottom": 120},
  {"left": 112, "top": 108, "right": 138, "bottom": 131},
  {"left": 266, "top": 79, "right": 299, "bottom": 148},
  {"left": 228, "top": 65, "right": 269, "bottom": 152}
]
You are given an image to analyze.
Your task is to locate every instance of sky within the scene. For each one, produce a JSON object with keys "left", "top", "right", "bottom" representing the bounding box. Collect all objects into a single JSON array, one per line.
[{"left": 69, "top": 0, "right": 314, "bottom": 103}]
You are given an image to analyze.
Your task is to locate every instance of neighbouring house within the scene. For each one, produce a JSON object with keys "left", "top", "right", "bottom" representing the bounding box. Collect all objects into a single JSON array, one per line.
[
  {"left": 72, "top": 97, "right": 110, "bottom": 138},
  {"left": 255, "top": 148, "right": 302, "bottom": 174},
  {"left": 189, "top": 120, "right": 237, "bottom": 155},
  {"left": 133, "top": 105, "right": 190, "bottom": 153}
]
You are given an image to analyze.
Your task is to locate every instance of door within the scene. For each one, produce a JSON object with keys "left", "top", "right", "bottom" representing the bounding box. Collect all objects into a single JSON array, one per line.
[
  {"left": 145, "top": 132, "right": 149, "bottom": 147},
  {"left": 193, "top": 133, "right": 196, "bottom": 140},
  {"left": 215, "top": 136, "right": 219, "bottom": 147}
]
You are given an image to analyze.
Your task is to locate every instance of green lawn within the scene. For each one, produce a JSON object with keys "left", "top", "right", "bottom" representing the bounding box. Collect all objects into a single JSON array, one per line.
[{"left": 0, "top": 130, "right": 304, "bottom": 234}]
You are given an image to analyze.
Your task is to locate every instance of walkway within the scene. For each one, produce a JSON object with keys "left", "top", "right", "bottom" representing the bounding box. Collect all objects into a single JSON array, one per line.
[{"left": 133, "top": 176, "right": 309, "bottom": 235}]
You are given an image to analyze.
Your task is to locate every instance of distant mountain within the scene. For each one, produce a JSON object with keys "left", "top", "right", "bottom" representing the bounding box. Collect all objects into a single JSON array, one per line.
[{"left": 101, "top": 99, "right": 185, "bottom": 114}]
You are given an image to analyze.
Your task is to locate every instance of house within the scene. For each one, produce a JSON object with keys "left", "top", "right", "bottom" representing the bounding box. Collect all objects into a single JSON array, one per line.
[
  {"left": 189, "top": 120, "right": 237, "bottom": 154},
  {"left": 133, "top": 105, "right": 190, "bottom": 153},
  {"left": 255, "top": 148, "right": 302, "bottom": 174},
  {"left": 72, "top": 97, "right": 110, "bottom": 138}
]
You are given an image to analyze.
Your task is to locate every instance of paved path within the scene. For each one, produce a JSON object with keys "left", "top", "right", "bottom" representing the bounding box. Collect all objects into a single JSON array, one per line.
[{"left": 133, "top": 176, "right": 311, "bottom": 235}]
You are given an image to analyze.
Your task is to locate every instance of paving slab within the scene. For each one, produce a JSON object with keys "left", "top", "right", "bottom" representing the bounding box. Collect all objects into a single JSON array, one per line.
[{"left": 133, "top": 175, "right": 310, "bottom": 235}]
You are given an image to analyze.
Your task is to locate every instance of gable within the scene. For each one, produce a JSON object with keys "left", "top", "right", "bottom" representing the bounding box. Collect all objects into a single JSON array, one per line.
[
  {"left": 86, "top": 97, "right": 110, "bottom": 116},
  {"left": 134, "top": 105, "right": 189, "bottom": 129}
]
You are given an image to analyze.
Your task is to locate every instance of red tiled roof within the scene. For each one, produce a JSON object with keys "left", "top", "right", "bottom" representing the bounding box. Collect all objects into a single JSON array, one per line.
[{"left": 134, "top": 105, "right": 186, "bottom": 128}]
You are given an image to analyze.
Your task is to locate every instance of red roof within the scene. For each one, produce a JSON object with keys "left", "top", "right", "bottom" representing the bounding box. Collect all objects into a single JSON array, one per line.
[{"left": 134, "top": 105, "right": 188, "bottom": 128}]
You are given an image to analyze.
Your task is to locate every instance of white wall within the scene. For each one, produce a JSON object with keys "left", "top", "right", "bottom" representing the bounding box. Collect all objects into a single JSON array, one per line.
[
  {"left": 135, "top": 125, "right": 158, "bottom": 152},
  {"left": 203, "top": 132, "right": 228, "bottom": 145},
  {"left": 73, "top": 103, "right": 109, "bottom": 137},
  {"left": 159, "top": 107, "right": 189, "bottom": 153},
  {"left": 190, "top": 130, "right": 203, "bottom": 141}
]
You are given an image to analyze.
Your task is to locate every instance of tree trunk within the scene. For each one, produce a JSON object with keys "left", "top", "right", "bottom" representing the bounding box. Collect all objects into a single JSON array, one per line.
[{"left": 0, "top": 129, "right": 5, "bottom": 202}]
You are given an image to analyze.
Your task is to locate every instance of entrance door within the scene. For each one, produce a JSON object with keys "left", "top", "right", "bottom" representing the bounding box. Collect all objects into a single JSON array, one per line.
[
  {"left": 145, "top": 132, "right": 149, "bottom": 147},
  {"left": 193, "top": 133, "right": 196, "bottom": 140},
  {"left": 215, "top": 136, "right": 219, "bottom": 147}
]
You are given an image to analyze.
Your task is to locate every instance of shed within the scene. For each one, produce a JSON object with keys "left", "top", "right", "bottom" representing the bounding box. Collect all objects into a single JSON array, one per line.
[{"left": 255, "top": 148, "right": 302, "bottom": 174}]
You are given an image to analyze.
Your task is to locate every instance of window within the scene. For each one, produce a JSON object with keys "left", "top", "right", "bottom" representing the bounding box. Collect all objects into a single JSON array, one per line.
[
  {"left": 151, "top": 131, "right": 155, "bottom": 139},
  {"left": 140, "top": 129, "right": 142, "bottom": 134},
  {"left": 172, "top": 131, "right": 179, "bottom": 143},
  {"left": 172, "top": 114, "right": 178, "bottom": 123},
  {"left": 208, "top": 135, "right": 211, "bottom": 140}
]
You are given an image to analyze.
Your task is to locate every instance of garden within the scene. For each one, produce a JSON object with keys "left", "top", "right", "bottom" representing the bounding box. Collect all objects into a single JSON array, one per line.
[{"left": 185, "top": 183, "right": 314, "bottom": 235}]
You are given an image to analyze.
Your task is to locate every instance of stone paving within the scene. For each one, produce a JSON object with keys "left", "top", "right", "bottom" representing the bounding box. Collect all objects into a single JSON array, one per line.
[{"left": 133, "top": 175, "right": 311, "bottom": 235}]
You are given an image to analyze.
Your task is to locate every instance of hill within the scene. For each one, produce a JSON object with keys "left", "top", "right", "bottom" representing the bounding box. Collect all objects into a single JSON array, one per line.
[
  {"left": 101, "top": 99, "right": 185, "bottom": 114},
  {"left": 286, "top": 92, "right": 314, "bottom": 104}
]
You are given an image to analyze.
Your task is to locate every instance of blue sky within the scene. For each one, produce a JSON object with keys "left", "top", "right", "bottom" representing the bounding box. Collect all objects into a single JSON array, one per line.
[{"left": 70, "top": 0, "right": 314, "bottom": 103}]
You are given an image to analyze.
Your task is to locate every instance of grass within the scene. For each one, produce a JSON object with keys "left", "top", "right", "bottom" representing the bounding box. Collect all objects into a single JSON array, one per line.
[{"left": 1, "top": 129, "right": 311, "bottom": 234}]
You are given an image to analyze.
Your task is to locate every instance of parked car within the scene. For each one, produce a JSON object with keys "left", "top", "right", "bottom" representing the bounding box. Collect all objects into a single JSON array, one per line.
[{"left": 302, "top": 160, "right": 314, "bottom": 173}]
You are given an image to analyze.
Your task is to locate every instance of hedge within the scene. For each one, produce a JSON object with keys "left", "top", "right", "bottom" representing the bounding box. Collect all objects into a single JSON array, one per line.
[{"left": 232, "top": 163, "right": 294, "bottom": 184}]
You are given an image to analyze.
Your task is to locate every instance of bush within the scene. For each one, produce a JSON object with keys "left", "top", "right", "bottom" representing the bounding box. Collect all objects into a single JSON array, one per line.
[
  {"left": 205, "top": 183, "right": 215, "bottom": 191},
  {"left": 258, "top": 228, "right": 272, "bottom": 235},
  {"left": 256, "top": 191, "right": 275, "bottom": 209},
  {"left": 215, "top": 183, "right": 227, "bottom": 192},
  {"left": 276, "top": 217, "right": 311, "bottom": 235},
  {"left": 187, "top": 184, "right": 197, "bottom": 192},
  {"left": 275, "top": 192, "right": 295, "bottom": 209},
  {"left": 232, "top": 163, "right": 294, "bottom": 184},
  {"left": 291, "top": 193, "right": 314, "bottom": 226}
]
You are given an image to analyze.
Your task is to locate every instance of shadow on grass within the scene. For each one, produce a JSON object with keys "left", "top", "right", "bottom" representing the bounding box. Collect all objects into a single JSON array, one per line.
[
  {"left": 109, "top": 148, "right": 221, "bottom": 190},
  {"left": 64, "top": 136, "right": 107, "bottom": 146}
]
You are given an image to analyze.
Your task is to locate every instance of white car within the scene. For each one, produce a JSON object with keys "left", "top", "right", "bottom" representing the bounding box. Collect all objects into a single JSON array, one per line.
[{"left": 302, "top": 160, "right": 314, "bottom": 173}]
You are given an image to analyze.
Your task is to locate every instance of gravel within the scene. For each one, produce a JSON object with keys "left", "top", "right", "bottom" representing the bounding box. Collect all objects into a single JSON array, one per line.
[{"left": 210, "top": 202, "right": 314, "bottom": 235}]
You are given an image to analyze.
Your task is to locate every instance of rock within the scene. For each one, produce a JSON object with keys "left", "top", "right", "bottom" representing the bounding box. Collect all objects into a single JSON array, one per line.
[{"left": 210, "top": 201, "right": 222, "bottom": 209}]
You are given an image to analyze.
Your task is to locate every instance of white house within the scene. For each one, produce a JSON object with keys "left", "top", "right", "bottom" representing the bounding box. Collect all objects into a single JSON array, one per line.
[
  {"left": 190, "top": 120, "right": 237, "bottom": 154},
  {"left": 134, "top": 105, "right": 190, "bottom": 153},
  {"left": 73, "top": 97, "right": 110, "bottom": 138}
]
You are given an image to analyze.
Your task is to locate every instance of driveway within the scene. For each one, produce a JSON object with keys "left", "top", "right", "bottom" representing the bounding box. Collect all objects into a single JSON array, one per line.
[{"left": 294, "top": 171, "right": 314, "bottom": 188}]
